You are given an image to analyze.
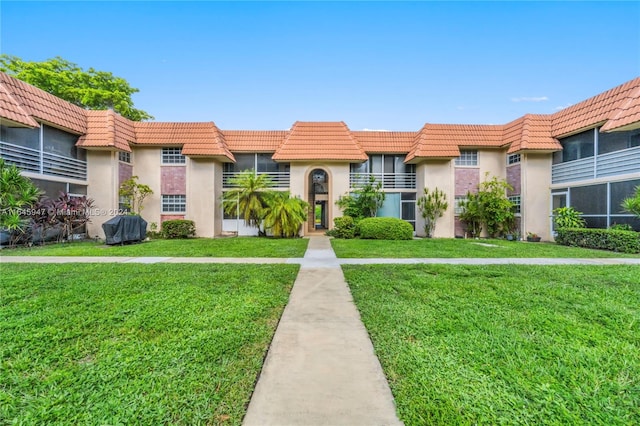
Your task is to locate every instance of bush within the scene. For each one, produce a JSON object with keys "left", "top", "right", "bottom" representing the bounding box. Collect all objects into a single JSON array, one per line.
[
  {"left": 162, "top": 220, "right": 196, "bottom": 239},
  {"left": 327, "top": 215, "right": 357, "bottom": 239},
  {"left": 556, "top": 228, "right": 640, "bottom": 254},
  {"left": 357, "top": 217, "right": 413, "bottom": 240}
]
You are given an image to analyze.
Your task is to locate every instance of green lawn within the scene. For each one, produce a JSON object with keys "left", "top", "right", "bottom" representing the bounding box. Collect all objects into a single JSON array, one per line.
[
  {"left": 332, "top": 238, "right": 640, "bottom": 258},
  {"left": 343, "top": 264, "right": 640, "bottom": 425},
  {"left": 1, "top": 237, "right": 308, "bottom": 258},
  {"left": 1, "top": 263, "right": 299, "bottom": 425}
]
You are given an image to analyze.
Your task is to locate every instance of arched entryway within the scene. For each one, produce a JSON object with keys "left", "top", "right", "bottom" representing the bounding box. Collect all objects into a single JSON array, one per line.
[{"left": 308, "top": 168, "right": 329, "bottom": 233}]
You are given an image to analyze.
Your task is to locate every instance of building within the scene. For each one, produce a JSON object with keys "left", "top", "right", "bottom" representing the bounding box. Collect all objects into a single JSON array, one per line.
[{"left": 1, "top": 72, "right": 639, "bottom": 240}]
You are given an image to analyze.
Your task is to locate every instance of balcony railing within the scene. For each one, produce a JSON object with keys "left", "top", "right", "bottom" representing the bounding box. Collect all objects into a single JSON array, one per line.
[
  {"left": 350, "top": 172, "right": 416, "bottom": 189},
  {"left": 223, "top": 171, "right": 290, "bottom": 188},
  {"left": 552, "top": 146, "right": 640, "bottom": 184},
  {"left": 0, "top": 141, "right": 87, "bottom": 181}
]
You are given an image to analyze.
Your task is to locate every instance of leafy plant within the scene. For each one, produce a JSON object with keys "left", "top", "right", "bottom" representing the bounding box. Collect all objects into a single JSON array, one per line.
[
  {"left": 477, "top": 174, "right": 514, "bottom": 238},
  {"left": 620, "top": 185, "right": 640, "bottom": 219},
  {"left": 357, "top": 217, "right": 413, "bottom": 240},
  {"left": 31, "top": 192, "right": 95, "bottom": 243},
  {"left": 162, "top": 219, "right": 195, "bottom": 239},
  {"left": 336, "top": 176, "right": 385, "bottom": 220},
  {"left": 0, "top": 159, "right": 42, "bottom": 242},
  {"left": 327, "top": 216, "right": 357, "bottom": 239},
  {"left": 262, "top": 191, "right": 309, "bottom": 238},
  {"left": 417, "top": 187, "right": 448, "bottom": 238},
  {"left": 222, "top": 170, "right": 274, "bottom": 231},
  {"left": 610, "top": 223, "right": 633, "bottom": 232},
  {"left": 458, "top": 192, "right": 483, "bottom": 238},
  {"left": 119, "top": 176, "right": 153, "bottom": 215},
  {"left": 553, "top": 206, "right": 586, "bottom": 229}
]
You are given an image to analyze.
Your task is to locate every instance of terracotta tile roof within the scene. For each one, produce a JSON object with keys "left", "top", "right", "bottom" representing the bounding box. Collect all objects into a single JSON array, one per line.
[
  {"left": 503, "top": 114, "right": 560, "bottom": 154},
  {"left": 77, "top": 110, "right": 135, "bottom": 152},
  {"left": 272, "top": 121, "right": 368, "bottom": 161},
  {"left": 600, "top": 83, "right": 640, "bottom": 132},
  {"left": 0, "top": 81, "right": 39, "bottom": 127},
  {"left": 134, "top": 121, "right": 234, "bottom": 161},
  {"left": 351, "top": 131, "right": 416, "bottom": 153},
  {"left": 552, "top": 77, "right": 640, "bottom": 137},
  {"left": 406, "top": 123, "right": 504, "bottom": 162},
  {"left": 0, "top": 72, "right": 87, "bottom": 134},
  {"left": 223, "top": 130, "right": 288, "bottom": 152}
]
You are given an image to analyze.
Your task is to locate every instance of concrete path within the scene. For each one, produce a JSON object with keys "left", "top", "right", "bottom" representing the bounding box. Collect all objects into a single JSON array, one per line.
[
  {"left": 242, "top": 236, "right": 403, "bottom": 426},
  {"left": 2, "top": 255, "right": 640, "bottom": 265}
]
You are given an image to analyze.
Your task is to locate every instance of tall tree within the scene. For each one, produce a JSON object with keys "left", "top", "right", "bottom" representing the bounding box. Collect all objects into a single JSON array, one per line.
[{"left": 0, "top": 55, "right": 153, "bottom": 121}]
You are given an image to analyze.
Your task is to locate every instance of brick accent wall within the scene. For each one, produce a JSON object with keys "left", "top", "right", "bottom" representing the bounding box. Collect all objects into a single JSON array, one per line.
[
  {"left": 455, "top": 168, "right": 480, "bottom": 196},
  {"left": 161, "top": 214, "right": 185, "bottom": 222},
  {"left": 454, "top": 217, "right": 466, "bottom": 237},
  {"left": 118, "top": 162, "right": 133, "bottom": 187},
  {"left": 506, "top": 163, "right": 521, "bottom": 196},
  {"left": 161, "top": 166, "right": 186, "bottom": 194}
]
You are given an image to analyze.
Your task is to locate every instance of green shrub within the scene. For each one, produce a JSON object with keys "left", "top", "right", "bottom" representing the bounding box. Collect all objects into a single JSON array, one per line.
[
  {"left": 327, "top": 215, "right": 357, "bottom": 239},
  {"left": 556, "top": 228, "right": 640, "bottom": 254},
  {"left": 610, "top": 223, "right": 634, "bottom": 232},
  {"left": 357, "top": 217, "right": 413, "bottom": 240},
  {"left": 162, "top": 220, "right": 196, "bottom": 239}
]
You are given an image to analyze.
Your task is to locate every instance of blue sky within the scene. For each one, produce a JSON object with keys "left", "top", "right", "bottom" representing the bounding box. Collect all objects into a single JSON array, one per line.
[{"left": 1, "top": 1, "right": 639, "bottom": 130}]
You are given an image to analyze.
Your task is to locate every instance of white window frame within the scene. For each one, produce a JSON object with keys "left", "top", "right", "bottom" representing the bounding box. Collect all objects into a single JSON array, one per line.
[
  {"left": 508, "top": 195, "right": 521, "bottom": 214},
  {"left": 454, "top": 196, "right": 467, "bottom": 215},
  {"left": 118, "top": 151, "right": 131, "bottom": 163},
  {"left": 507, "top": 153, "right": 521, "bottom": 165},
  {"left": 162, "top": 147, "right": 185, "bottom": 164},
  {"left": 162, "top": 194, "right": 186, "bottom": 213},
  {"left": 455, "top": 150, "right": 478, "bottom": 166}
]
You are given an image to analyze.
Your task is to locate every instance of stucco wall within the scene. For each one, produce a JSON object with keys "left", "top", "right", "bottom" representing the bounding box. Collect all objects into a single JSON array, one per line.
[
  {"left": 131, "top": 147, "right": 162, "bottom": 230},
  {"left": 186, "top": 158, "right": 218, "bottom": 237},
  {"left": 522, "top": 153, "right": 553, "bottom": 240},
  {"left": 86, "top": 150, "right": 118, "bottom": 238},
  {"left": 416, "top": 160, "right": 455, "bottom": 237}
]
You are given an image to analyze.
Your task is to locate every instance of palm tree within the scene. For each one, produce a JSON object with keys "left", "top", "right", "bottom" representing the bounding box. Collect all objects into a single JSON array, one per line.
[
  {"left": 621, "top": 185, "right": 640, "bottom": 219},
  {"left": 263, "top": 191, "right": 309, "bottom": 238},
  {"left": 222, "top": 170, "right": 274, "bottom": 230}
]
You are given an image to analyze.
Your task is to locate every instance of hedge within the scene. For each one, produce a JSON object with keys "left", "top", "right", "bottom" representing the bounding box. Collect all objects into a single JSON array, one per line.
[
  {"left": 326, "top": 215, "right": 357, "bottom": 239},
  {"left": 555, "top": 228, "right": 640, "bottom": 254},
  {"left": 162, "top": 220, "right": 196, "bottom": 239},
  {"left": 357, "top": 217, "right": 414, "bottom": 240}
]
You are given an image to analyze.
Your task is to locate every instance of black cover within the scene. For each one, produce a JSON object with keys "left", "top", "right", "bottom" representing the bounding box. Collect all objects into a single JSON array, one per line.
[{"left": 102, "top": 215, "right": 147, "bottom": 245}]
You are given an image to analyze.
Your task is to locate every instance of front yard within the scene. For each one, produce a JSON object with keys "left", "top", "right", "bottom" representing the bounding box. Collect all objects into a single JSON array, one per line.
[
  {"left": 332, "top": 238, "right": 640, "bottom": 258},
  {"left": 343, "top": 264, "right": 640, "bottom": 425},
  {"left": 0, "top": 263, "right": 299, "bottom": 425},
  {"left": 0, "top": 237, "right": 309, "bottom": 258}
]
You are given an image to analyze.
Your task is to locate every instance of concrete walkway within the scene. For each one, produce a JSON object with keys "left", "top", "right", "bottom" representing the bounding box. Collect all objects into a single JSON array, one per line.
[{"left": 243, "top": 236, "right": 402, "bottom": 425}]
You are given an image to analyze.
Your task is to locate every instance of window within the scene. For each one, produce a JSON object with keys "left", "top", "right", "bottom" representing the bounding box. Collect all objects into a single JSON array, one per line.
[
  {"left": 508, "top": 195, "right": 521, "bottom": 214},
  {"left": 507, "top": 153, "right": 521, "bottom": 165},
  {"left": 118, "top": 151, "right": 131, "bottom": 163},
  {"left": 162, "top": 194, "right": 186, "bottom": 213},
  {"left": 119, "top": 195, "right": 130, "bottom": 212},
  {"left": 162, "top": 147, "right": 185, "bottom": 164},
  {"left": 455, "top": 150, "right": 478, "bottom": 166},
  {"left": 1, "top": 125, "right": 40, "bottom": 150},
  {"left": 454, "top": 196, "right": 467, "bottom": 214},
  {"left": 598, "top": 128, "right": 640, "bottom": 155},
  {"left": 553, "top": 129, "right": 594, "bottom": 164}
]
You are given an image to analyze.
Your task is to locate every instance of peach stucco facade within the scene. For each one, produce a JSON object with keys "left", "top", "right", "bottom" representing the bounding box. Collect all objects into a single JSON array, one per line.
[{"left": 2, "top": 71, "right": 639, "bottom": 240}]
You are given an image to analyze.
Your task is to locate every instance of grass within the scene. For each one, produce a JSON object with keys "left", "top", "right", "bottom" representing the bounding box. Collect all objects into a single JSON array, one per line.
[
  {"left": 0, "top": 263, "right": 299, "bottom": 425},
  {"left": 342, "top": 264, "right": 640, "bottom": 425},
  {"left": 332, "top": 238, "right": 640, "bottom": 258},
  {"left": 1, "top": 237, "right": 309, "bottom": 258}
]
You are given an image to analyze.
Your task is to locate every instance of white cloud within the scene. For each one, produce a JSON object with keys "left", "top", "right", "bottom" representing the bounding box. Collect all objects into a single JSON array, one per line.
[{"left": 511, "top": 96, "right": 549, "bottom": 103}]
